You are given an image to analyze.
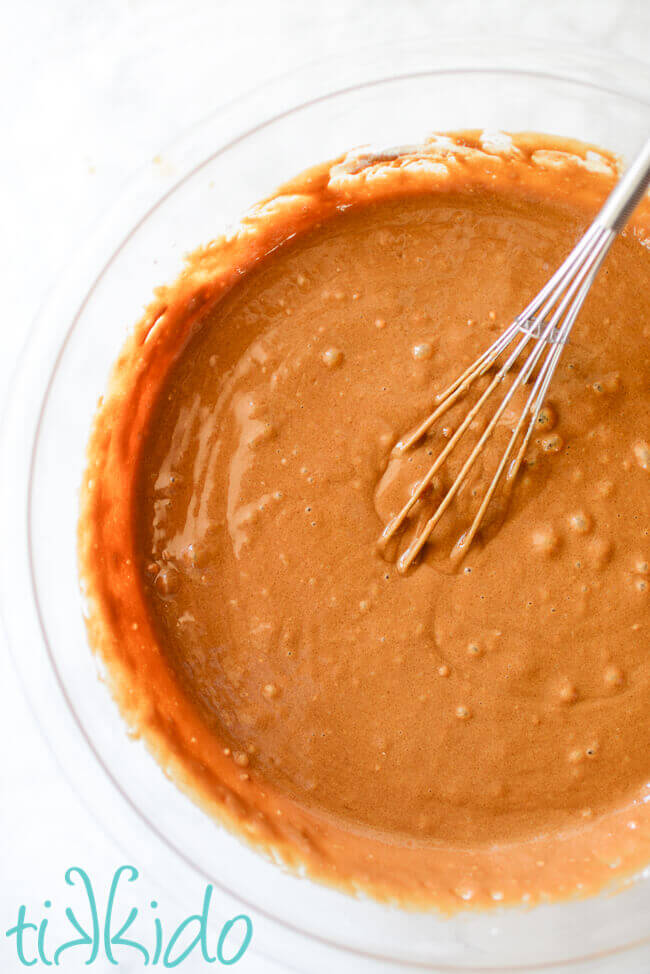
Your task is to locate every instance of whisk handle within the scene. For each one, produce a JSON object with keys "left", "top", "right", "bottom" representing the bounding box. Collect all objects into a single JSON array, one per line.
[{"left": 596, "top": 135, "right": 650, "bottom": 233}]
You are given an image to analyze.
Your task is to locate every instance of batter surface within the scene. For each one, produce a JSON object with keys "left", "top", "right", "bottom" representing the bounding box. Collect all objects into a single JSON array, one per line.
[{"left": 80, "top": 133, "right": 650, "bottom": 909}]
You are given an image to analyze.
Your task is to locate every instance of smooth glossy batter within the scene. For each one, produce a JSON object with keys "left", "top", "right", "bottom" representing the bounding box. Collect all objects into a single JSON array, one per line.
[{"left": 80, "top": 134, "right": 650, "bottom": 909}]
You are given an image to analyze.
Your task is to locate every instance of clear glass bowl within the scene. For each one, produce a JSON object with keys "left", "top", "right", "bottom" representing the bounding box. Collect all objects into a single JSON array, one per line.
[{"left": 2, "top": 36, "right": 650, "bottom": 973}]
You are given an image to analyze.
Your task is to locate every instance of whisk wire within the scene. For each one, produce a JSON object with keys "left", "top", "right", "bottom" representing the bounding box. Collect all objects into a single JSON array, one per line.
[{"left": 382, "top": 222, "right": 619, "bottom": 572}]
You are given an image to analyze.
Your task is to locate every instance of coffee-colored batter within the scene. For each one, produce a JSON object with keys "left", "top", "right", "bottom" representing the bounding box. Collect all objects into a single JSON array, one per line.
[{"left": 79, "top": 133, "right": 650, "bottom": 910}]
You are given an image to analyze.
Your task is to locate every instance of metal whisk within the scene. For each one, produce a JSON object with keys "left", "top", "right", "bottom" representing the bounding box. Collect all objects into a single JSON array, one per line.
[{"left": 380, "top": 135, "right": 650, "bottom": 573}]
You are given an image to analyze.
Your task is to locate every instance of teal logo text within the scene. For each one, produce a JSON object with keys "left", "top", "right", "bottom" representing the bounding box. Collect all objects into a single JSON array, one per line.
[{"left": 5, "top": 866, "right": 253, "bottom": 967}]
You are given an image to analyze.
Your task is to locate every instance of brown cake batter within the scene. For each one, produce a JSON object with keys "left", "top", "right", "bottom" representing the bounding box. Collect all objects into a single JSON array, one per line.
[{"left": 79, "top": 133, "right": 650, "bottom": 910}]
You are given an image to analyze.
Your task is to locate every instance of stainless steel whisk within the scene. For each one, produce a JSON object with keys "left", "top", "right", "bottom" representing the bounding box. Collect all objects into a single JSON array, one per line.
[{"left": 380, "top": 136, "right": 650, "bottom": 573}]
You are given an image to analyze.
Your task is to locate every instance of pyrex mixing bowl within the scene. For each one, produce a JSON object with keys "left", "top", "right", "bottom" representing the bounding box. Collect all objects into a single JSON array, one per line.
[{"left": 2, "top": 36, "right": 650, "bottom": 973}]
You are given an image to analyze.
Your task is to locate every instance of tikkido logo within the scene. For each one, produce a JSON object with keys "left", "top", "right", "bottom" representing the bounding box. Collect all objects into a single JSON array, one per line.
[{"left": 5, "top": 866, "right": 253, "bottom": 967}]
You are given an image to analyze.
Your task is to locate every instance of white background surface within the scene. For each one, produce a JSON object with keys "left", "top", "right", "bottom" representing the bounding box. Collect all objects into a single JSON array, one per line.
[{"left": 1, "top": 1, "right": 649, "bottom": 972}]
